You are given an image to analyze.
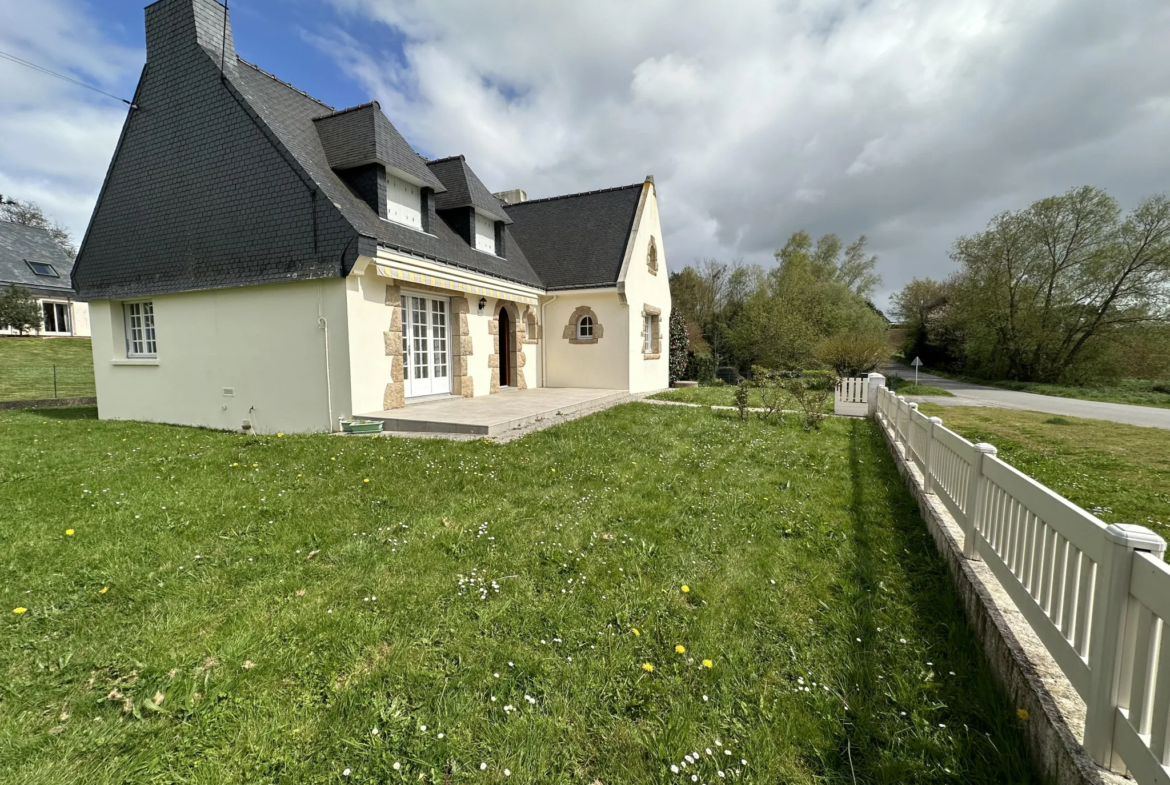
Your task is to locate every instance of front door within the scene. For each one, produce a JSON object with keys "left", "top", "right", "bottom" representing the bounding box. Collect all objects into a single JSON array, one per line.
[
  {"left": 401, "top": 293, "right": 451, "bottom": 398},
  {"left": 498, "top": 307, "right": 510, "bottom": 387}
]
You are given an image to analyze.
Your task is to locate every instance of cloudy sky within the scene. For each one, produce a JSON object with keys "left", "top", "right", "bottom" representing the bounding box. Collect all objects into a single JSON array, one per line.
[{"left": 3, "top": 0, "right": 1169, "bottom": 309}]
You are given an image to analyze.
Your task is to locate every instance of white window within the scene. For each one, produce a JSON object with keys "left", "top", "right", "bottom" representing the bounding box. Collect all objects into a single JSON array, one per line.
[
  {"left": 644, "top": 315, "right": 653, "bottom": 353},
  {"left": 42, "top": 302, "right": 70, "bottom": 334},
  {"left": 385, "top": 171, "right": 422, "bottom": 229},
  {"left": 577, "top": 315, "right": 594, "bottom": 340},
  {"left": 474, "top": 212, "right": 496, "bottom": 254},
  {"left": 124, "top": 301, "right": 157, "bottom": 357},
  {"left": 525, "top": 313, "right": 536, "bottom": 340}
]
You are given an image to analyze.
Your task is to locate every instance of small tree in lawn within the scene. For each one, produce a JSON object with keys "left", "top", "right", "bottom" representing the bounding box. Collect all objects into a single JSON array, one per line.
[
  {"left": 0, "top": 284, "right": 42, "bottom": 335},
  {"left": 668, "top": 310, "right": 689, "bottom": 384}
]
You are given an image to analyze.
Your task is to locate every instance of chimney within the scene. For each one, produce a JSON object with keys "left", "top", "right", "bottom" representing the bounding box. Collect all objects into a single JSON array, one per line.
[
  {"left": 493, "top": 189, "right": 528, "bottom": 205},
  {"left": 145, "top": 0, "right": 237, "bottom": 77}
]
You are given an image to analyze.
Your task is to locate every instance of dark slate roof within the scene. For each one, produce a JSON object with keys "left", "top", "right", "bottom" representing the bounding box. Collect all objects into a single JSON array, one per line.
[
  {"left": 232, "top": 60, "right": 541, "bottom": 287},
  {"left": 313, "top": 103, "right": 446, "bottom": 192},
  {"left": 505, "top": 184, "right": 643, "bottom": 289},
  {"left": 0, "top": 220, "right": 77, "bottom": 296},
  {"left": 427, "top": 156, "right": 512, "bottom": 224}
]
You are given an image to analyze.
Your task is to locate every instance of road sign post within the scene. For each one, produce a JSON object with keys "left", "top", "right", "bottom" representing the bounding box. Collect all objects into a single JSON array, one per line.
[{"left": 911, "top": 356, "right": 923, "bottom": 385}]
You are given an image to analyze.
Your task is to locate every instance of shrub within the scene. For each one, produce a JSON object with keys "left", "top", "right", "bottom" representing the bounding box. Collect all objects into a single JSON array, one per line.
[
  {"left": 816, "top": 331, "right": 889, "bottom": 377},
  {"left": 780, "top": 370, "right": 839, "bottom": 431},
  {"left": 689, "top": 353, "right": 716, "bottom": 383},
  {"left": 734, "top": 380, "right": 750, "bottom": 420},
  {"left": 668, "top": 310, "right": 689, "bottom": 384},
  {"left": 0, "top": 284, "right": 41, "bottom": 335},
  {"left": 715, "top": 366, "right": 741, "bottom": 385}
]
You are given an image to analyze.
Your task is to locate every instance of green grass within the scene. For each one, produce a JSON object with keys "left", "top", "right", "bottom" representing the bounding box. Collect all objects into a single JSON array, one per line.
[
  {"left": 1, "top": 405, "right": 1034, "bottom": 784},
  {"left": 891, "top": 384, "right": 953, "bottom": 397},
  {"left": 648, "top": 385, "right": 833, "bottom": 412},
  {"left": 918, "top": 404, "right": 1170, "bottom": 545},
  {"left": 0, "top": 337, "right": 95, "bottom": 401}
]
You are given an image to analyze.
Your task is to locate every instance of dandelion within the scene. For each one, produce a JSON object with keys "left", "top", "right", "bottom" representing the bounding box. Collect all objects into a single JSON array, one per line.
[
  {"left": 99, "top": 587, "right": 108, "bottom": 594},
  {"left": 277, "top": 433, "right": 283, "bottom": 437},
  {"left": 1017, "top": 708, "right": 1029, "bottom": 720},
  {"left": 631, "top": 628, "right": 640, "bottom": 636},
  {"left": 65, "top": 529, "right": 75, "bottom": 536},
  {"left": 13, "top": 607, "right": 27, "bottom": 615},
  {"left": 363, "top": 479, "right": 369, "bottom": 483},
  {"left": 642, "top": 663, "right": 655, "bottom": 672},
  {"left": 681, "top": 585, "right": 690, "bottom": 593},
  {"left": 702, "top": 659, "right": 713, "bottom": 668},
  {"left": 675, "top": 645, "right": 686, "bottom": 654}
]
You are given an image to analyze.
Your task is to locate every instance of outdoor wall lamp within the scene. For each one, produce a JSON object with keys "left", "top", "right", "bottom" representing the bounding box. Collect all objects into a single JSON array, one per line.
[{"left": 478, "top": 297, "right": 486, "bottom": 314}]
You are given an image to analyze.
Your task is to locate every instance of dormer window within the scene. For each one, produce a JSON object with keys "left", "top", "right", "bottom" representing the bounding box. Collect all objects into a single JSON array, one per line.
[
  {"left": 474, "top": 211, "right": 496, "bottom": 254},
  {"left": 385, "top": 171, "right": 422, "bottom": 229}
]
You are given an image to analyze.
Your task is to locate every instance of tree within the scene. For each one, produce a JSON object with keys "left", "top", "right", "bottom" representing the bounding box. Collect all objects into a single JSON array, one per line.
[
  {"left": 0, "top": 196, "right": 76, "bottom": 259},
  {"left": 0, "top": 284, "right": 43, "bottom": 335},
  {"left": 950, "top": 186, "right": 1170, "bottom": 381},
  {"left": 667, "top": 309, "right": 689, "bottom": 384},
  {"left": 816, "top": 331, "right": 889, "bottom": 377}
]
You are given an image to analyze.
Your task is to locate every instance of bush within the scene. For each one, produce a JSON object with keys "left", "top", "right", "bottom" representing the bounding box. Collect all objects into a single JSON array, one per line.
[
  {"left": 778, "top": 369, "right": 838, "bottom": 431},
  {"left": 689, "top": 353, "right": 716, "bottom": 383},
  {"left": 734, "top": 380, "right": 750, "bottom": 420},
  {"left": 0, "top": 284, "right": 41, "bottom": 335},
  {"left": 715, "top": 366, "right": 741, "bottom": 385},
  {"left": 668, "top": 310, "right": 689, "bottom": 384},
  {"left": 816, "top": 331, "right": 889, "bottom": 377}
]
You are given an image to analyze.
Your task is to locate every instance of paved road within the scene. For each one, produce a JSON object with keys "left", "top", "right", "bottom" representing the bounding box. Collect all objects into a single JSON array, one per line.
[{"left": 880, "top": 363, "right": 1170, "bottom": 431}]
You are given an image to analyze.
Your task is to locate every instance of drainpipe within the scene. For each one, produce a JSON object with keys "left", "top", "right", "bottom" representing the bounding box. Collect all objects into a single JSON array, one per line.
[
  {"left": 318, "top": 284, "right": 334, "bottom": 432},
  {"left": 541, "top": 293, "right": 557, "bottom": 388}
]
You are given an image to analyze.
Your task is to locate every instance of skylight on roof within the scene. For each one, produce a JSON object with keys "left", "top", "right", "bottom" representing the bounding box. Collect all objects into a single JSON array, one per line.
[{"left": 26, "top": 261, "right": 59, "bottom": 277}]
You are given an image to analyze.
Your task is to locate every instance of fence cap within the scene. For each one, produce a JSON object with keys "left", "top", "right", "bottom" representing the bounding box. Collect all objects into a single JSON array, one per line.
[
  {"left": 973, "top": 442, "right": 998, "bottom": 454},
  {"left": 1104, "top": 523, "right": 1168, "bottom": 553},
  {"left": 928, "top": 416, "right": 943, "bottom": 424}
]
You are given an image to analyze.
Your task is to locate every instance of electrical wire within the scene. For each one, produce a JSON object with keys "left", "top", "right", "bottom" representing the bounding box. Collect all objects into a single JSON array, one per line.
[{"left": 0, "top": 49, "right": 136, "bottom": 107}]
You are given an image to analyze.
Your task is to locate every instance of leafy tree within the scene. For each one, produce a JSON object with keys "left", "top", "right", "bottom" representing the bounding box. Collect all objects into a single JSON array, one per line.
[
  {"left": 0, "top": 196, "right": 76, "bottom": 260},
  {"left": 951, "top": 186, "right": 1170, "bottom": 381},
  {"left": 0, "top": 284, "right": 42, "bottom": 335},
  {"left": 816, "top": 331, "right": 889, "bottom": 377}
]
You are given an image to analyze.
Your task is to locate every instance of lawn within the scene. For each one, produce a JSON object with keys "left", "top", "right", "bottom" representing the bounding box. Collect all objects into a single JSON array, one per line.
[
  {"left": 648, "top": 385, "right": 834, "bottom": 412},
  {"left": 917, "top": 404, "right": 1170, "bottom": 546},
  {"left": 0, "top": 336, "right": 95, "bottom": 401},
  {"left": 1, "top": 404, "right": 1034, "bottom": 784},
  {"left": 890, "top": 384, "right": 952, "bottom": 397}
]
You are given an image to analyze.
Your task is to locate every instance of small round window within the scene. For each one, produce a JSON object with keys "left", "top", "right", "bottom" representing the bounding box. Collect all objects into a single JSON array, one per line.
[{"left": 576, "top": 315, "right": 594, "bottom": 340}]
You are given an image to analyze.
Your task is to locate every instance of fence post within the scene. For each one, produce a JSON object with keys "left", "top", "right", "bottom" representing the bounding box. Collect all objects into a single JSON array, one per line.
[
  {"left": 53, "top": 365, "right": 58, "bottom": 398},
  {"left": 1083, "top": 523, "right": 1168, "bottom": 771},
  {"left": 923, "top": 416, "right": 942, "bottom": 495},
  {"left": 962, "top": 443, "right": 996, "bottom": 559},
  {"left": 895, "top": 396, "right": 907, "bottom": 450},
  {"left": 904, "top": 403, "right": 919, "bottom": 456},
  {"left": 866, "top": 373, "right": 885, "bottom": 418}
]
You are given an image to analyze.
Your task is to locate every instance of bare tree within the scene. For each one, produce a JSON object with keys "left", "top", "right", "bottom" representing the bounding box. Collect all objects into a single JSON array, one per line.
[{"left": 0, "top": 196, "right": 77, "bottom": 260}]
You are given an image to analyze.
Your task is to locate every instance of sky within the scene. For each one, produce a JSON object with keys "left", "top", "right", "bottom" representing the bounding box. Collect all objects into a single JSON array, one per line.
[{"left": 2, "top": 0, "right": 1169, "bottom": 312}]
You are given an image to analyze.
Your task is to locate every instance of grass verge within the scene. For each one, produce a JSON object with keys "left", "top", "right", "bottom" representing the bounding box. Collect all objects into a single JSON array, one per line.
[
  {"left": 648, "top": 385, "right": 833, "bottom": 412},
  {"left": 917, "top": 404, "right": 1170, "bottom": 546},
  {"left": 891, "top": 384, "right": 953, "bottom": 397},
  {"left": 1, "top": 404, "right": 1034, "bottom": 783},
  {"left": 0, "top": 337, "right": 95, "bottom": 401},
  {"left": 918, "top": 368, "right": 1170, "bottom": 410}
]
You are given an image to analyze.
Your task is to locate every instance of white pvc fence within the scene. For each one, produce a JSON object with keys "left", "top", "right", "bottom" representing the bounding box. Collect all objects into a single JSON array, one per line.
[
  {"left": 871, "top": 378, "right": 1170, "bottom": 781},
  {"left": 834, "top": 377, "right": 870, "bottom": 417}
]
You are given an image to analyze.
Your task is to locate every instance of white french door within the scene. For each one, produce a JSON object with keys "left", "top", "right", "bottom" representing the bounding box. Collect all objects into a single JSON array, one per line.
[{"left": 401, "top": 293, "right": 451, "bottom": 398}]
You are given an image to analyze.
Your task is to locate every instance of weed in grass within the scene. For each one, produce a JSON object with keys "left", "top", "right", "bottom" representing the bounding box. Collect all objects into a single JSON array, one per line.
[{"left": 0, "top": 404, "right": 1035, "bottom": 783}]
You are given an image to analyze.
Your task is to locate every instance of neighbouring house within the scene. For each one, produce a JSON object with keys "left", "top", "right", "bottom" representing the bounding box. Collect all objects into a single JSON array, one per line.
[
  {"left": 73, "top": 0, "right": 670, "bottom": 433},
  {"left": 0, "top": 220, "right": 90, "bottom": 337}
]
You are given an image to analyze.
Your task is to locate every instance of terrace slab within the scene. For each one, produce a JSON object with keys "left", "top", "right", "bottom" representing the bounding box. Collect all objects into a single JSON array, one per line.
[{"left": 358, "top": 387, "right": 631, "bottom": 436}]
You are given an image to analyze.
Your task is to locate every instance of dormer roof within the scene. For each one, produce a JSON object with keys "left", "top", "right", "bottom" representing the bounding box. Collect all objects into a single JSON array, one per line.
[
  {"left": 313, "top": 103, "right": 446, "bottom": 192},
  {"left": 427, "top": 156, "right": 512, "bottom": 224}
]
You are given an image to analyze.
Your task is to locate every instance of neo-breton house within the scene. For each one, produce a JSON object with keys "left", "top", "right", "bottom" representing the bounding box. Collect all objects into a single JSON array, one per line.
[
  {"left": 72, "top": 0, "right": 670, "bottom": 433},
  {"left": 0, "top": 220, "right": 90, "bottom": 337}
]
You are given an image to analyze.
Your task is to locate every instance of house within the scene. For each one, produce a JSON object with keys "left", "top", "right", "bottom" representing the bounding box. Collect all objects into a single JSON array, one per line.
[
  {"left": 0, "top": 220, "right": 90, "bottom": 337},
  {"left": 73, "top": 0, "right": 670, "bottom": 433}
]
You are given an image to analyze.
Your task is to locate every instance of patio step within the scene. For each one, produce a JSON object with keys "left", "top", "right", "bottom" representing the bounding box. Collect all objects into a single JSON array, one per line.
[{"left": 359, "top": 389, "right": 633, "bottom": 437}]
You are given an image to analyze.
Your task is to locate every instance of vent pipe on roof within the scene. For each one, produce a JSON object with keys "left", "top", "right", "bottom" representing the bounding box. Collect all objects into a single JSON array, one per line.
[{"left": 493, "top": 189, "right": 528, "bottom": 205}]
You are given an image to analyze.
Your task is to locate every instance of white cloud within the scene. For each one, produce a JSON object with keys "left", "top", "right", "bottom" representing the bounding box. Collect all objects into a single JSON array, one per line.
[
  {"left": 319, "top": 0, "right": 1170, "bottom": 308},
  {"left": 0, "top": 0, "right": 141, "bottom": 242}
]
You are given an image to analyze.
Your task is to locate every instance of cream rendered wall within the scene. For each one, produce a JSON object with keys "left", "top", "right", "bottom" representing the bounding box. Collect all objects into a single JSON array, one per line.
[
  {"left": 90, "top": 279, "right": 349, "bottom": 433},
  {"left": 71, "top": 301, "right": 91, "bottom": 337},
  {"left": 621, "top": 185, "right": 672, "bottom": 393},
  {"left": 344, "top": 266, "right": 397, "bottom": 415},
  {"left": 466, "top": 296, "right": 493, "bottom": 396},
  {"left": 542, "top": 291, "right": 629, "bottom": 390}
]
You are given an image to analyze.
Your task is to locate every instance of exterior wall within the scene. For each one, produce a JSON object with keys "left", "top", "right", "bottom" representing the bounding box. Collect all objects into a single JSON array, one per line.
[
  {"left": 542, "top": 291, "right": 629, "bottom": 390},
  {"left": 344, "top": 268, "right": 395, "bottom": 416},
  {"left": 90, "top": 279, "right": 349, "bottom": 433},
  {"left": 621, "top": 184, "right": 671, "bottom": 394},
  {"left": 0, "top": 297, "right": 90, "bottom": 337}
]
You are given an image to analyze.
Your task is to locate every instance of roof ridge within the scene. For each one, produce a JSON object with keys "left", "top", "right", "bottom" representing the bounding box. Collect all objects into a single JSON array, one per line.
[
  {"left": 313, "top": 101, "right": 379, "bottom": 120},
  {"left": 505, "top": 182, "right": 643, "bottom": 207},
  {"left": 236, "top": 56, "right": 334, "bottom": 111},
  {"left": 427, "top": 154, "right": 466, "bottom": 165}
]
